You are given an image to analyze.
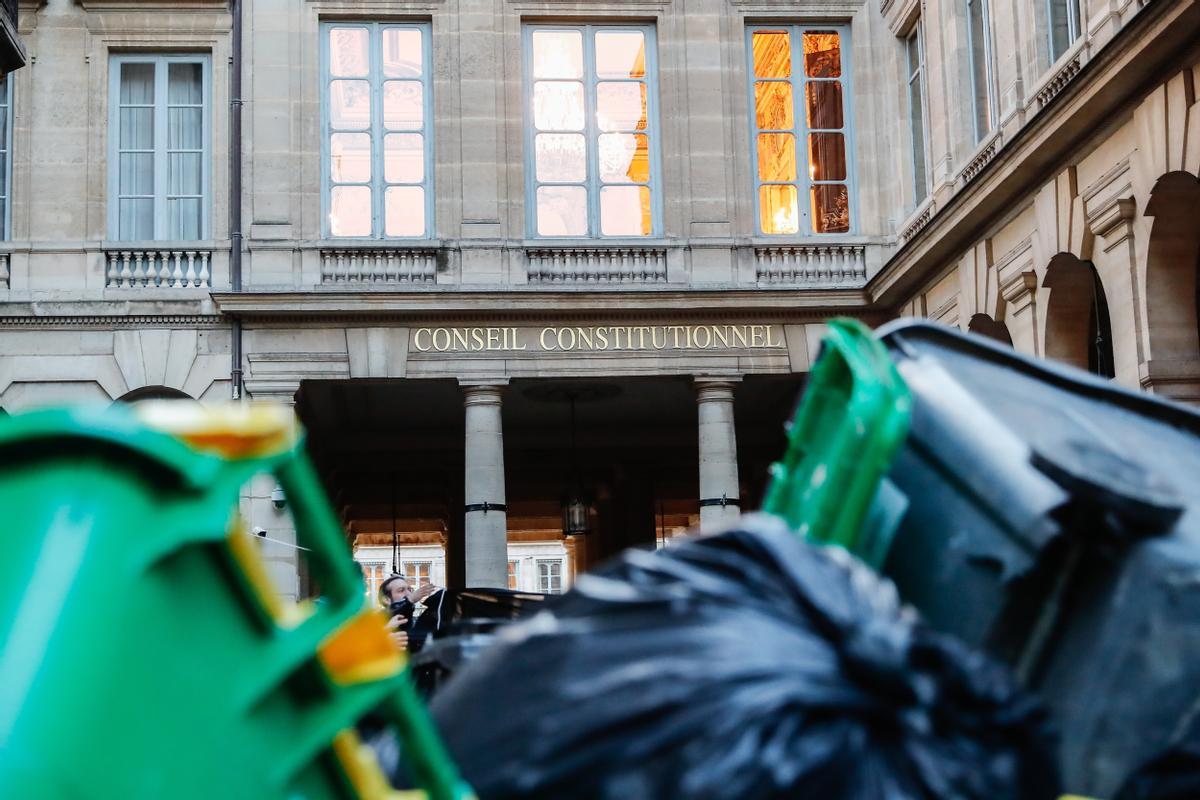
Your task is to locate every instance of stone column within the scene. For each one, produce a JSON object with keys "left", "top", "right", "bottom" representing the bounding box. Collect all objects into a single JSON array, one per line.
[
  {"left": 695, "top": 378, "right": 741, "bottom": 532},
  {"left": 462, "top": 382, "right": 508, "bottom": 587},
  {"left": 241, "top": 383, "right": 303, "bottom": 600}
]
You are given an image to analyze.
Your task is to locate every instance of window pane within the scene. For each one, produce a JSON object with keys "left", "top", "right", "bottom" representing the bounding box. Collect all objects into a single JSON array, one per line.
[
  {"left": 811, "top": 184, "right": 850, "bottom": 233},
  {"left": 120, "top": 153, "right": 154, "bottom": 194},
  {"left": 532, "top": 30, "right": 583, "bottom": 79},
  {"left": 909, "top": 74, "right": 927, "bottom": 203},
  {"left": 809, "top": 132, "right": 846, "bottom": 180},
  {"left": 536, "top": 185, "right": 587, "bottom": 236},
  {"left": 330, "top": 28, "right": 370, "bottom": 77},
  {"left": 168, "top": 63, "right": 203, "bottom": 104},
  {"left": 533, "top": 81, "right": 584, "bottom": 131},
  {"left": 168, "top": 108, "right": 202, "bottom": 149},
  {"left": 331, "top": 132, "right": 371, "bottom": 183},
  {"left": 167, "top": 197, "right": 201, "bottom": 240},
  {"left": 383, "top": 28, "right": 423, "bottom": 78},
  {"left": 120, "top": 63, "right": 155, "bottom": 104},
  {"left": 598, "top": 133, "right": 649, "bottom": 183},
  {"left": 535, "top": 133, "right": 586, "bottom": 183},
  {"left": 595, "top": 31, "right": 646, "bottom": 79},
  {"left": 120, "top": 108, "right": 154, "bottom": 149},
  {"left": 330, "top": 185, "right": 372, "bottom": 236},
  {"left": 168, "top": 152, "right": 202, "bottom": 195},
  {"left": 596, "top": 82, "right": 647, "bottom": 132},
  {"left": 385, "top": 186, "right": 425, "bottom": 236},
  {"left": 757, "top": 133, "right": 796, "bottom": 182},
  {"left": 755, "top": 81, "right": 793, "bottom": 130},
  {"left": 119, "top": 198, "right": 154, "bottom": 240},
  {"left": 384, "top": 81, "right": 424, "bottom": 131},
  {"left": 752, "top": 31, "right": 791, "bottom": 78},
  {"left": 385, "top": 133, "right": 424, "bottom": 183},
  {"left": 906, "top": 34, "right": 921, "bottom": 77},
  {"left": 968, "top": 0, "right": 992, "bottom": 138},
  {"left": 805, "top": 82, "right": 843, "bottom": 129},
  {"left": 803, "top": 32, "right": 841, "bottom": 78},
  {"left": 329, "top": 80, "right": 371, "bottom": 130},
  {"left": 759, "top": 185, "right": 798, "bottom": 234},
  {"left": 600, "top": 185, "right": 652, "bottom": 236}
]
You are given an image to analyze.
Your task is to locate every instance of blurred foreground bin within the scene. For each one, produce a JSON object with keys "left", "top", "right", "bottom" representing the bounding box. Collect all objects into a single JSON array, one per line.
[
  {"left": 0, "top": 403, "right": 469, "bottom": 800},
  {"left": 873, "top": 320, "right": 1200, "bottom": 798}
]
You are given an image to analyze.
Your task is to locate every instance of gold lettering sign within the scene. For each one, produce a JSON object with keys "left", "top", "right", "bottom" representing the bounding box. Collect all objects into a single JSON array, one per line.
[{"left": 412, "top": 325, "right": 786, "bottom": 353}]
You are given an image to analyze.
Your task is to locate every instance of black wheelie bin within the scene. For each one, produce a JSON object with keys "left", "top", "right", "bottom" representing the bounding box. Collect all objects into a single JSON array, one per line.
[{"left": 872, "top": 319, "right": 1200, "bottom": 798}]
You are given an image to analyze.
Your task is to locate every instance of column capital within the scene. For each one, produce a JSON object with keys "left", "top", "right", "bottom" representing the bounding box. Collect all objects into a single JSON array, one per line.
[
  {"left": 694, "top": 376, "right": 741, "bottom": 403},
  {"left": 460, "top": 380, "right": 507, "bottom": 407}
]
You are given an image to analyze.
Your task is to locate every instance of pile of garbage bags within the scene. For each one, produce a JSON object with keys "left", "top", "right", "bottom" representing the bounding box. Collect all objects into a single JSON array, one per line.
[{"left": 424, "top": 514, "right": 1061, "bottom": 799}]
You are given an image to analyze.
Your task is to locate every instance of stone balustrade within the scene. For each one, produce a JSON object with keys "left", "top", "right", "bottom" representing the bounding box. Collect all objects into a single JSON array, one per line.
[
  {"left": 526, "top": 247, "right": 668, "bottom": 283},
  {"left": 319, "top": 247, "right": 438, "bottom": 284},
  {"left": 104, "top": 247, "right": 212, "bottom": 288},
  {"left": 753, "top": 245, "right": 866, "bottom": 286}
]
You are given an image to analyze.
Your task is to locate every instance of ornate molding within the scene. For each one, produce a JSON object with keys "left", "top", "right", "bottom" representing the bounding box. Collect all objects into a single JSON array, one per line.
[
  {"left": 1035, "top": 57, "right": 1082, "bottom": 109},
  {"left": 0, "top": 314, "right": 224, "bottom": 328},
  {"left": 901, "top": 206, "right": 933, "bottom": 242},
  {"left": 960, "top": 135, "right": 1001, "bottom": 186},
  {"left": 999, "top": 269, "right": 1038, "bottom": 307}
]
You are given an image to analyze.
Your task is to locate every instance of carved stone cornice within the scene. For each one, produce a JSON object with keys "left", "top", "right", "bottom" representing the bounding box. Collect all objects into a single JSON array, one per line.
[{"left": 999, "top": 270, "right": 1037, "bottom": 308}]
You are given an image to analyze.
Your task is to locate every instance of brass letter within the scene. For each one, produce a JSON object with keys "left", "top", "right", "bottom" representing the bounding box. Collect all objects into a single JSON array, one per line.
[
  {"left": 595, "top": 327, "right": 610, "bottom": 350},
  {"left": 693, "top": 325, "right": 712, "bottom": 349},
  {"left": 487, "top": 328, "right": 502, "bottom": 350},
  {"left": 471, "top": 328, "right": 486, "bottom": 351},
  {"left": 558, "top": 327, "right": 577, "bottom": 351},
  {"left": 751, "top": 325, "right": 767, "bottom": 347},
  {"left": 540, "top": 327, "right": 556, "bottom": 351},
  {"left": 575, "top": 327, "right": 594, "bottom": 350},
  {"left": 731, "top": 326, "right": 748, "bottom": 347},
  {"left": 432, "top": 328, "right": 451, "bottom": 352},
  {"left": 651, "top": 327, "right": 666, "bottom": 349},
  {"left": 766, "top": 326, "right": 784, "bottom": 348},
  {"left": 414, "top": 328, "right": 431, "bottom": 352},
  {"left": 512, "top": 327, "right": 528, "bottom": 350},
  {"left": 713, "top": 325, "right": 730, "bottom": 348}
]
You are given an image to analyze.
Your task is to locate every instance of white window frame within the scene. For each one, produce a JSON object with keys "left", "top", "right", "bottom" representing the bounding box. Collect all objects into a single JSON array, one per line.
[
  {"left": 905, "top": 24, "right": 931, "bottom": 205},
  {"left": 0, "top": 74, "right": 12, "bottom": 241},
  {"left": 965, "top": 0, "right": 998, "bottom": 143},
  {"left": 522, "top": 23, "right": 664, "bottom": 240},
  {"left": 745, "top": 24, "right": 858, "bottom": 237},
  {"left": 358, "top": 559, "right": 389, "bottom": 601},
  {"left": 403, "top": 560, "right": 433, "bottom": 587},
  {"left": 107, "top": 54, "right": 212, "bottom": 242},
  {"left": 537, "top": 558, "right": 564, "bottom": 594},
  {"left": 320, "top": 21, "right": 435, "bottom": 240}
]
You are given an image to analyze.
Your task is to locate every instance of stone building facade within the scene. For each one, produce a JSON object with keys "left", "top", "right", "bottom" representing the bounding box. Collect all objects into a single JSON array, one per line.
[{"left": 1, "top": 0, "right": 1197, "bottom": 595}]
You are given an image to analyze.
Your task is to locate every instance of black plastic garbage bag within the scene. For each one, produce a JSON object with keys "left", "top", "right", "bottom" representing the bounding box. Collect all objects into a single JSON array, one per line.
[{"left": 427, "top": 514, "right": 1061, "bottom": 800}]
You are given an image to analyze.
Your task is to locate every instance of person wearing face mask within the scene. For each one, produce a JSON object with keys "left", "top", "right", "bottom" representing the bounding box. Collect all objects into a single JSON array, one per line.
[{"left": 378, "top": 573, "right": 447, "bottom": 653}]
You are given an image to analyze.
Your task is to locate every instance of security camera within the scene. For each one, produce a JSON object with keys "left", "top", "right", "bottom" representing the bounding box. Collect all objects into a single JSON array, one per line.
[
  {"left": 251, "top": 526, "right": 267, "bottom": 538},
  {"left": 270, "top": 484, "right": 286, "bottom": 509}
]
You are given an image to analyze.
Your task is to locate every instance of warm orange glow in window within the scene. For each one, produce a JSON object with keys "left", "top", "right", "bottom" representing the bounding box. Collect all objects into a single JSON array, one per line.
[
  {"left": 760, "top": 185, "right": 798, "bottom": 234},
  {"left": 752, "top": 31, "right": 791, "bottom": 78},
  {"left": 803, "top": 32, "right": 841, "bottom": 77}
]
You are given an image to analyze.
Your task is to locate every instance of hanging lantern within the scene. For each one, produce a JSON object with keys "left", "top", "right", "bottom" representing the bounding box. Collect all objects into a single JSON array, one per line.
[{"left": 562, "top": 492, "right": 591, "bottom": 537}]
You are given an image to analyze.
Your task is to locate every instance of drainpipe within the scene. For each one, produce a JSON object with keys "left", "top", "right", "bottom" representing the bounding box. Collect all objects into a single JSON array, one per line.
[{"left": 229, "top": 0, "right": 244, "bottom": 399}]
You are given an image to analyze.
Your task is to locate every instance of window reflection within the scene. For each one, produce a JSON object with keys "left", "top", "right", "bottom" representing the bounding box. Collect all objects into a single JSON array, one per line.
[
  {"left": 760, "top": 185, "right": 798, "bottom": 234},
  {"left": 752, "top": 31, "right": 791, "bottom": 78},
  {"left": 803, "top": 32, "right": 841, "bottom": 77},
  {"left": 529, "top": 25, "right": 658, "bottom": 238},
  {"left": 750, "top": 26, "right": 850, "bottom": 235},
  {"left": 595, "top": 31, "right": 646, "bottom": 79},
  {"left": 327, "top": 24, "right": 431, "bottom": 238}
]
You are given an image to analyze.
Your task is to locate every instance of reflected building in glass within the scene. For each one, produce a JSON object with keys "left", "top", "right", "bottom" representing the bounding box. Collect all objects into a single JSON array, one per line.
[{"left": 0, "top": 0, "right": 1196, "bottom": 598}]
